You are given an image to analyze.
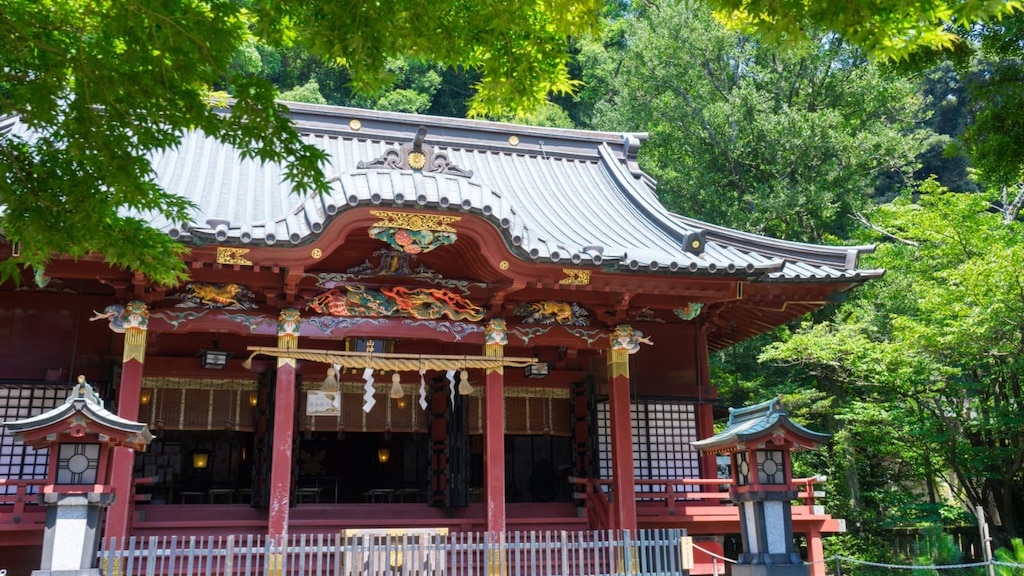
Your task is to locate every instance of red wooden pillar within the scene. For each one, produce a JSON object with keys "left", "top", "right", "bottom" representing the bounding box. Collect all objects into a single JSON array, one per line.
[
  {"left": 268, "top": 309, "right": 300, "bottom": 551},
  {"left": 607, "top": 325, "right": 637, "bottom": 532},
  {"left": 483, "top": 319, "right": 507, "bottom": 536},
  {"left": 697, "top": 404, "right": 717, "bottom": 477},
  {"left": 105, "top": 301, "right": 149, "bottom": 543},
  {"left": 696, "top": 327, "right": 718, "bottom": 479},
  {"left": 807, "top": 526, "right": 826, "bottom": 576}
]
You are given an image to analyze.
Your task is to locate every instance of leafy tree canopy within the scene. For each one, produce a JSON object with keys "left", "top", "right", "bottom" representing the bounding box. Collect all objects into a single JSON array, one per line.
[
  {"left": 704, "top": 0, "right": 1022, "bottom": 60},
  {"left": 959, "top": 56, "right": 1024, "bottom": 189},
  {"left": 762, "top": 180, "right": 1024, "bottom": 542},
  {"left": 0, "top": 0, "right": 601, "bottom": 285},
  {"left": 591, "top": 1, "right": 930, "bottom": 242}
]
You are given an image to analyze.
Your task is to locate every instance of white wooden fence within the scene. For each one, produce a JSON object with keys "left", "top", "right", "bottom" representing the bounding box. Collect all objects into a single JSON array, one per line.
[{"left": 98, "top": 529, "right": 688, "bottom": 576}]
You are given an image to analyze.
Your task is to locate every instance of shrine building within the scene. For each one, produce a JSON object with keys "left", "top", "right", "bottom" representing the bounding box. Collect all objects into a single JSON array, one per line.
[{"left": 0, "top": 104, "right": 874, "bottom": 575}]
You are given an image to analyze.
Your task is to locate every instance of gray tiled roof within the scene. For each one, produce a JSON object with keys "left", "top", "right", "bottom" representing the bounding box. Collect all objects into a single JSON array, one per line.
[
  {"left": 2, "top": 104, "right": 882, "bottom": 281},
  {"left": 2, "top": 378, "right": 153, "bottom": 450}
]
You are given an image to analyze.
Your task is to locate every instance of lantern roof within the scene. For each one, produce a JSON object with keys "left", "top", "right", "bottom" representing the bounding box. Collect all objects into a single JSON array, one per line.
[
  {"left": 691, "top": 395, "right": 829, "bottom": 455},
  {"left": 2, "top": 376, "right": 153, "bottom": 451}
]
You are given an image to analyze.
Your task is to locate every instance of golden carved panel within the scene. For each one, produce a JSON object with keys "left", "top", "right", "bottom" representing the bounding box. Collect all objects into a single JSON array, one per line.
[
  {"left": 216, "top": 247, "right": 252, "bottom": 266},
  {"left": 559, "top": 269, "right": 591, "bottom": 285},
  {"left": 370, "top": 210, "right": 461, "bottom": 232}
]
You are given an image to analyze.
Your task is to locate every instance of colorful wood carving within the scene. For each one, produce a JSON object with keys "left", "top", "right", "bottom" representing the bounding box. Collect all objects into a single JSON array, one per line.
[
  {"left": 308, "top": 248, "right": 486, "bottom": 295},
  {"left": 485, "top": 319, "right": 508, "bottom": 346},
  {"left": 89, "top": 301, "right": 150, "bottom": 333},
  {"left": 512, "top": 301, "right": 590, "bottom": 326},
  {"left": 610, "top": 324, "right": 653, "bottom": 354},
  {"left": 278, "top": 309, "right": 302, "bottom": 339},
  {"left": 308, "top": 264, "right": 484, "bottom": 294},
  {"left": 674, "top": 302, "right": 704, "bottom": 320},
  {"left": 177, "top": 282, "right": 258, "bottom": 310},
  {"left": 346, "top": 248, "right": 435, "bottom": 277},
  {"left": 367, "top": 211, "right": 460, "bottom": 254},
  {"left": 307, "top": 285, "right": 484, "bottom": 321}
]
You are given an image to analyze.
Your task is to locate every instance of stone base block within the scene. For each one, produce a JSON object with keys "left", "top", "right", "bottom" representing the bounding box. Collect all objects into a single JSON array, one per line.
[{"left": 732, "top": 563, "right": 810, "bottom": 576}]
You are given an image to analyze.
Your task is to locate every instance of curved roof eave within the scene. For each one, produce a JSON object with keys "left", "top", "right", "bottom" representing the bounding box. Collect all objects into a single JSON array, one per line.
[
  {"left": 670, "top": 212, "right": 875, "bottom": 269},
  {"left": 596, "top": 144, "right": 786, "bottom": 276}
]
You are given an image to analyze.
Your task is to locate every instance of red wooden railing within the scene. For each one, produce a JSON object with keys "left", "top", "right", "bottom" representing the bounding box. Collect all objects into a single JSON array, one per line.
[
  {"left": 569, "top": 475, "right": 827, "bottom": 528},
  {"left": 3, "top": 473, "right": 827, "bottom": 544},
  {"left": 0, "top": 478, "right": 47, "bottom": 518}
]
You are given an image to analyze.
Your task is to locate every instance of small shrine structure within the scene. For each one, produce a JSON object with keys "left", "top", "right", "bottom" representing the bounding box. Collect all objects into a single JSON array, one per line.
[
  {"left": 692, "top": 396, "right": 830, "bottom": 576},
  {"left": 3, "top": 376, "right": 152, "bottom": 574}
]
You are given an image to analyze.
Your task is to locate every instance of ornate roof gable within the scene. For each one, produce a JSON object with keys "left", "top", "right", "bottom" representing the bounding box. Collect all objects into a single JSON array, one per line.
[{"left": 358, "top": 126, "right": 473, "bottom": 178}]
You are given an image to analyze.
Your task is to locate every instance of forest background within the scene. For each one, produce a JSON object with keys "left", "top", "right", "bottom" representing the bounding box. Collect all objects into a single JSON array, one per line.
[{"left": 4, "top": 0, "right": 1024, "bottom": 568}]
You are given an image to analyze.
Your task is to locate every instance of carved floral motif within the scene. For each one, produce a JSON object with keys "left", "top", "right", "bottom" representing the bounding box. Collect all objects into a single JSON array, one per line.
[
  {"left": 216, "top": 247, "right": 252, "bottom": 266},
  {"left": 559, "top": 269, "right": 591, "bottom": 285}
]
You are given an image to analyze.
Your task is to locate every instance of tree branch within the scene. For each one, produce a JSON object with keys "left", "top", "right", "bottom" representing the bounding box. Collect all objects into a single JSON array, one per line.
[
  {"left": 999, "top": 182, "right": 1024, "bottom": 224},
  {"left": 851, "top": 212, "right": 919, "bottom": 246}
]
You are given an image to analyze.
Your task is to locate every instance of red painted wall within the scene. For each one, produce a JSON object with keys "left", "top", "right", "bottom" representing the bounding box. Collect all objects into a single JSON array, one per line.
[
  {"left": 0, "top": 292, "right": 117, "bottom": 383},
  {"left": 590, "top": 323, "right": 707, "bottom": 399}
]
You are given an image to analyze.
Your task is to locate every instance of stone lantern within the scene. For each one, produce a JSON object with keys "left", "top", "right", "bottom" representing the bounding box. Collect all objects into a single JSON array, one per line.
[
  {"left": 3, "top": 376, "right": 153, "bottom": 575},
  {"left": 691, "top": 396, "right": 828, "bottom": 576}
]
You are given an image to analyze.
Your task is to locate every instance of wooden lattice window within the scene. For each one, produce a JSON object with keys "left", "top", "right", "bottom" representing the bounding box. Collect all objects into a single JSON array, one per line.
[
  {"left": 734, "top": 452, "right": 751, "bottom": 486},
  {"left": 596, "top": 401, "right": 701, "bottom": 492},
  {"left": 755, "top": 449, "right": 785, "bottom": 485},
  {"left": 0, "top": 384, "right": 66, "bottom": 494}
]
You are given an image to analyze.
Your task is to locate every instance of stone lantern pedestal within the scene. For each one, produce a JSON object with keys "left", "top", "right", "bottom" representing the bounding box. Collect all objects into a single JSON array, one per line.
[
  {"left": 38, "top": 492, "right": 116, "bottom": 575},
  {"left": 692, "top": 396, "right": 829, "bottom": 576},
  {"left": 2, "top": 376, "right": 152, "bottom": 575}
]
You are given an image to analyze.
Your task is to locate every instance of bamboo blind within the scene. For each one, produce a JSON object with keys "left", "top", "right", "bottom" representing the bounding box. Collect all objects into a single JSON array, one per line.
[{"left": 139, "top": 377, "right": 571, "bottom": 435}]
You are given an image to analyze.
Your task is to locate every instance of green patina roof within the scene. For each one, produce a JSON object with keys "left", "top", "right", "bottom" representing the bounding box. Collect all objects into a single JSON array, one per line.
[{"left": 691, "top": 395, "right": 830, "bottom": 455}]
